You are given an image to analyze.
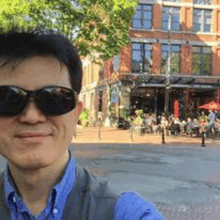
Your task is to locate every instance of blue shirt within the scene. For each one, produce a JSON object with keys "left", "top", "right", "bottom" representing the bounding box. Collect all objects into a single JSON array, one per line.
[{"left": 4, "top": 151, "right": 163, "bottom": 220}]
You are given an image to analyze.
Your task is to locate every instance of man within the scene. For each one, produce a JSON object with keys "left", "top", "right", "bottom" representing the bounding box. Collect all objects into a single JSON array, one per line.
[
  {"left": 208, "top": 109, "right": 216, "bottom": 137},
  {"left": 0, "top": 28, "right": 163, "bottom": 219}
]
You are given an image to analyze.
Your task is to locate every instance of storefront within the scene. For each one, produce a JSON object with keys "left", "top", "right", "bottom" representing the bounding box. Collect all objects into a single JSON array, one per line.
[{"left": 118, "top": 74, "right": 220, "bottom": 120}]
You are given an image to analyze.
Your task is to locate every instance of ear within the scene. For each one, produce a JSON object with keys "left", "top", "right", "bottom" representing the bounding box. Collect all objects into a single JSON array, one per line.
[{"left": 76, "top": 101, "right": 83, "bottom": 116}]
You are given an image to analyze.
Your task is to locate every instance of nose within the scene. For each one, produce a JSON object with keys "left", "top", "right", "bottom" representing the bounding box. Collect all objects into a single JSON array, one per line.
[{"left": 17, "top": 98, "right": 47, "bottom": 124}]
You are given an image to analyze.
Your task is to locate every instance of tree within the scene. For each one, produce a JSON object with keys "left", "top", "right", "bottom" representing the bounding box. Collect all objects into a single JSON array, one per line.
[
  {"left": 171, "top": 53, "right": 180, "bottom": 74},
  {"left": 0, "top": 0, "right": 138, "bottom": 61}
]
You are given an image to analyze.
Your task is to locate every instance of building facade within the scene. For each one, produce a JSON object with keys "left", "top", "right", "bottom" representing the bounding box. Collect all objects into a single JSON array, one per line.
[
  {"left": 81, "top": 0, "right": 220, "bottom": 124},
  {"left": 79, "top": 58, "right": 109, "bottom": 126}
]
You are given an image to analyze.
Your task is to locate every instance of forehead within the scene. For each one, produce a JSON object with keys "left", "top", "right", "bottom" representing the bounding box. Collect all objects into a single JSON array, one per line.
[{"left": 0, "top": 56, "right": 71, "bottom": 90}]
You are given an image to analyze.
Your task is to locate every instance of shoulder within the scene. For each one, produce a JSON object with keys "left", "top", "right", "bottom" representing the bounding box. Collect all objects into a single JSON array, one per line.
[
  {"left": 76, "top": 165, "right": 120, "bottom": 199},
  {"left": 72, "top": 166, "right": 120, "bottom": 219},
  {"left": 115, "top": 192, "right": 164, "bottom": 220}
]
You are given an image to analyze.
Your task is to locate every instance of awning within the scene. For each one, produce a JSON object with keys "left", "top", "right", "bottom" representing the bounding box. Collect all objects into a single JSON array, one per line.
[
  {"left": 198, "top": 101, "right": 220, "bottom": 110},
  {"left": 118, "top": 74, "right": 220, "bottom": 89}
]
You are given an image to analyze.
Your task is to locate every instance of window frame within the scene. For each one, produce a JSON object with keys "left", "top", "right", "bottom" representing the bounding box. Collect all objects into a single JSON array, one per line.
[
  {"left": 91, "top": 63, "right": 94, "bottom": 83},
  {"left": 193, "top": 9, "right": 212, "bottom": 33},
  {"left": 193, "top": 0, "right": 211, "bottom": 5},
  {"left": 161, "top": 44, "right": 181, "bottom": 75},
  {"left": 131, "top": 42, "right": 153, "bottom": 74},
  {"left": 162, "top": 7, "right": 181, "bottom": 31},
  {"left": 98, "top": 91, "right": 103, "bottom": 112},
  {"left": 192, "top": 46, "right": 212, "bottom": 76},
  {"left": 162, "top": 0, "right": 180, "bottom": 2},
  {"left": 132, "top": 4, "right": 153, "bottom": 29}
]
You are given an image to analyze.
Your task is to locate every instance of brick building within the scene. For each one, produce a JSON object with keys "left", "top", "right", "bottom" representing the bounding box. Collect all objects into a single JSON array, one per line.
[{"left": 80, "top": 0, "right": 220, "bottom": 125}]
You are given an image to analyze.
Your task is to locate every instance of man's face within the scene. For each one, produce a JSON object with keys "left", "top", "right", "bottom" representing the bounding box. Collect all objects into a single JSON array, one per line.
[{"left": 0, "top": 56, "right": 82, "bottom": 169}]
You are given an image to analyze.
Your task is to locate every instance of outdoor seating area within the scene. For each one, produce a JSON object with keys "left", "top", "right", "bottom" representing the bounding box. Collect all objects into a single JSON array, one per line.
[
  {"left": 119, "top": 101, "right": 220, "bottom": 139},
  {"left": 130, "top": 115, "right": 220, "bottom": 139}
]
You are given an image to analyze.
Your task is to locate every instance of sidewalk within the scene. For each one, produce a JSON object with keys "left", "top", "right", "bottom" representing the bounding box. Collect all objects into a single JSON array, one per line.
[{"left": 72, "top": 126, "right": 220, "bottom": 146}]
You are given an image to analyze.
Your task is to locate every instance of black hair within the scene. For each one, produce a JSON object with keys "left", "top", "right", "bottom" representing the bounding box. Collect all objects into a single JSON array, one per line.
[{"left": 0, "top": 28, "right": 83, "bottom": 94}]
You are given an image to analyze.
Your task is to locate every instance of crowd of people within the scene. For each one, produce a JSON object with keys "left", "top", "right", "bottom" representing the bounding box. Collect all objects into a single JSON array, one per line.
[{"left": 137, "top": 109, "right": 220, "bottom": 138}]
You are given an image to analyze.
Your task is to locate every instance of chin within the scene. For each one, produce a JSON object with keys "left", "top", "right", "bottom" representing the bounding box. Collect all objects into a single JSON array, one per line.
[{"left": 9, "top": 155, "right": 54, "bottom": 171}]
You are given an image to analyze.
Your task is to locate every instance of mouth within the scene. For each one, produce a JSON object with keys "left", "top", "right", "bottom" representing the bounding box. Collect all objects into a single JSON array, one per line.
[{"left": 15, "top": 134, "right": 52, "bottom": 142}]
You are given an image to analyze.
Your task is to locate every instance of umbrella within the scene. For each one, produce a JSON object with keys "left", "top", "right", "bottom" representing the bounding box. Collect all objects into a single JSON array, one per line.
[{"left": 198, "top": 101, "right": 220, "bottom": 110}]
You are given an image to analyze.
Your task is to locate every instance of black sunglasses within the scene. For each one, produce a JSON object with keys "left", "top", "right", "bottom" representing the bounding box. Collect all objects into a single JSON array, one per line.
[{"left": 0, "top": 86, "right": 78, "bottom": 116}]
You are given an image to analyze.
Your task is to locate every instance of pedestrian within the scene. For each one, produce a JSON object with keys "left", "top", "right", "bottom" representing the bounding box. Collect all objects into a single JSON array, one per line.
[
  {"left": 0, "top": 28, "right": 163, "bottom": 219},
  {"left": 208, "top": 108, "right": 216, "bottom": 137}
]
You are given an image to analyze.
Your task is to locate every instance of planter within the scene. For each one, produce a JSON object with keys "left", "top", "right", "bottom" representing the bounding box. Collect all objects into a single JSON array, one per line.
[
  {"left": 133, "top": 126, "right": 143, "bottom": 136},
  {"left": 82, "top": 120, "right": 89, "bottom": 128}
]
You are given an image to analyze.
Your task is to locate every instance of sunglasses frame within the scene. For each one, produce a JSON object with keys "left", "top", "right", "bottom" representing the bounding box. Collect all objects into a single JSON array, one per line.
[{"left": 0, "top": 85, "right": 78, "bottom": 116}]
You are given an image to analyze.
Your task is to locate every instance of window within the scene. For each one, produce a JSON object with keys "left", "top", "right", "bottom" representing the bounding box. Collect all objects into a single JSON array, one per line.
[
  {"left": 193, "top": 46, "right": 212, "bottom": 75},
  {"left": 162, "top": 7, "right": 180, "bottom": 31},
  {"left": 161, "top": 44, "right": 180, "bottom": 75},
  {"left": 193, "top": 0, "right": 211, "bottom": 5},
  {"left": 132, "top": 43, "right": 152, "bottom": 73},
  {"left": 132, "top": 4, "right": 152, "bottom": 29},
  {"left": 113, "top": 55, "right": 120, "bottom": 71},
  {"left": 83, "top": 67, "right": 86, "bottom": 86},
  {"left": 162, "top": 0, "right": 179, "bottom": 2},
  {"left": 90, "top": 93, "right": 94, "bottom": 111},
  {"left": 99, "top": 66, "right": 104, "bottom": 80},
  {"left": 98, "top": 91, "right": 103, "bottom": 112},
  {"left": 84, "top": 66, "right": 87, "bottom": 85},
  {"left": 83, "top": 95, "right": 86, "bottom": 107},
  {"left": 87, "top": 64, "right": 90, "bottom": 84},
  {"left": 91, "top": 63, "right": 94, "bottom": 83},
  {"left": 193, "top": 9, "right": 212, "bottom": 32}
]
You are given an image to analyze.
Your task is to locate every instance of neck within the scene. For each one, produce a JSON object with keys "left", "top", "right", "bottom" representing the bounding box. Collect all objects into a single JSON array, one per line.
[{"left": 8, "top": 150, "right": 70, "bottom": 216}]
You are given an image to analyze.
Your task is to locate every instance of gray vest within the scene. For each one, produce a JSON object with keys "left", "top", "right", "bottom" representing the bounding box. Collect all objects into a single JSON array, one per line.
[{"left": 0, "top": 165, "right": 119, "bottom": 220}]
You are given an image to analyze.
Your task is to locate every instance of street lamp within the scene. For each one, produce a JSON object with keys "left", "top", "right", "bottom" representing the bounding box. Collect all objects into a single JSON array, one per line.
[{"left": 164, "top": 9, "right": 172, "bottom": 120}]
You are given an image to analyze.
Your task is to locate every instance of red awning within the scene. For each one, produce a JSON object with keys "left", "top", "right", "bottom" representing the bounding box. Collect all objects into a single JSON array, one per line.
[{"left": 198, "top": 101, "right": 220, "bottom": 110}]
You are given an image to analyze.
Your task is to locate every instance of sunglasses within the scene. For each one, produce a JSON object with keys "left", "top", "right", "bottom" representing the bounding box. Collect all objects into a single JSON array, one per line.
[{"left": 0, "top": 86, "right": 78, "bottom": 116}]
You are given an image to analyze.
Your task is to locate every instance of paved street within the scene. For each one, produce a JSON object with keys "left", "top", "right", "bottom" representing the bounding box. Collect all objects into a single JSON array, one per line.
[
  {"left": 71, "top": 143, "right": 220, "bottom": 219},
  {"left": 71, "top": 127, "right": 220, "bottom": 219}
]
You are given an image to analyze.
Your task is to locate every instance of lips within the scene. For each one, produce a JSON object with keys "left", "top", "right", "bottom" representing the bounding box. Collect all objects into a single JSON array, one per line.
[
  {"left": 14, "top": 133, "right": 52, "bottom": 143},
  {"left": 15, "top": 133, "right": 52, "bottom": 138}
]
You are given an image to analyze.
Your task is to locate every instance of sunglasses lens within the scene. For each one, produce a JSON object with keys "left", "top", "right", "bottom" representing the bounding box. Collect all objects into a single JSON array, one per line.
[
  {"left": 36, "top": 87, "right": 76, "bottom": 115},
  {"left": 0, "top": 87, "right": 27, "bottom": 116}
]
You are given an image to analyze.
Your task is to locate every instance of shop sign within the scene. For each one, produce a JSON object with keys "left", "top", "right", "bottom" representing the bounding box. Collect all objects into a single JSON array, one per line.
[
  {"left": 111, "top": 88, "right": 118, "bottom": 103},
  {"left": 111, "top": 93, "right": 118, "bottom": 103}
]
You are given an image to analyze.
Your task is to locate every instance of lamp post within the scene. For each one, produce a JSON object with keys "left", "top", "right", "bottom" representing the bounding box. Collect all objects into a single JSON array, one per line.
[{"left": 164, "top": 10, "right": 172, "bottom": 120}]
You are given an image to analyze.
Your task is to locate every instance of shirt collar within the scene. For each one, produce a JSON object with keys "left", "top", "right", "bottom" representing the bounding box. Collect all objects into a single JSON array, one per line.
[
  {"left": 3, "top": 149, "right": 76, "bottom": 210},
  {"left": 53, "top": 150, "right": 76, "bottom": 207}
]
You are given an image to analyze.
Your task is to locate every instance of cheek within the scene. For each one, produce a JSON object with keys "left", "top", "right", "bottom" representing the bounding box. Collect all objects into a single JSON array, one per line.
[
  {"left": 0, "top": 119, "right": 15, "bottom": 154},
  {"left": 0, "top": 119, "right": 14, "bottom": 140},
  {"left": 53, "top": 113, "right": 78, "bottom": 142}
]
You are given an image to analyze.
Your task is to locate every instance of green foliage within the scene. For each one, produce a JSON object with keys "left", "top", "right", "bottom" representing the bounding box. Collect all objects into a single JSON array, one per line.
[
  {"left": 78, "top": 108, "right": 89, "bottom": 125},
  {"left": 121, "top": 107, "right": 129, "bottom": 119},
  {"left": 199, "top": 112, "right": 208, "bottom": 123},
  {"left": 0, "top": 0, "right": 138, "bottom": 61},
  {"left": 133, "top": 116, "right": 143, "bottom": 126},
  {"left": 192, "top": 54, "right": 200, "bottom": 75},
  {"left": 133, "top": 109, "right": 144, "bottom": 126},
  {"left": 193, "top": 53, "right": 211, "bottom": 76},
  {"left": 135, "top": 109, "right": 144, "bottom": 118},
  {"left": 171, "top": 53, "right": 179, "bottom": 74}
]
